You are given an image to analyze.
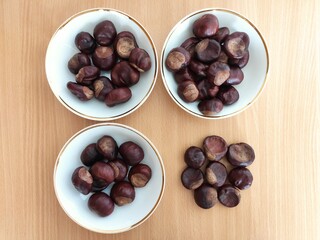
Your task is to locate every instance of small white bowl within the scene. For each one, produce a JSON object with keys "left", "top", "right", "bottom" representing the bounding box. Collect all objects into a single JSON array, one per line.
[
  {"left": 160, "top": 8, "right": 269, "bottom": 119},
  {"left": 45, "top": 8, "right": 158, "bottom": 121},
  {"left": 53, "top": 123, "right": 165, "bottom": 233}
]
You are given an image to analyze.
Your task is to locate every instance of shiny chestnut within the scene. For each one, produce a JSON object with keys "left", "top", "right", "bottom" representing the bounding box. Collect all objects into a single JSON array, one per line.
[
  {"left": 129, "top": 48, "right": 151, "bottom": 72},
  {"left": 119, "top": 141, "right": 144, "bottom": 166},
  {"left": 93, "top": 20, "right": 117, "bottom": 46},
  {"left": 128, "top": 164, "right": 152, "bottom": 188},
  {"left": 110, "top": 181, "right": 135, "bottom": 206},
  {"left": 71, "top": 166, "right": 93, "bottom": 195},
  {"left": 88, "top": 192, "right": 114, "bottom": 217}
]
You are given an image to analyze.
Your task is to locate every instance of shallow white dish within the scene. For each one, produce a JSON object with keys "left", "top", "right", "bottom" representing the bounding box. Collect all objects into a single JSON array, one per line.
[
  {"left": 161, "top": 8, "right": 269, "bottom": 119},
  {"left": 53, "top": 123, "right": 165, "bottom": 233},
  {"left": 46, "top": 8, "right": 158, "bottom": 121}
]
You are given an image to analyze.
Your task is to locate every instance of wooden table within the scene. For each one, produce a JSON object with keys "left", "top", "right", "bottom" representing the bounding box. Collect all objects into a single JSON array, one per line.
[{"left": 1, "top": 0, "right": 319, "bottom": 239}]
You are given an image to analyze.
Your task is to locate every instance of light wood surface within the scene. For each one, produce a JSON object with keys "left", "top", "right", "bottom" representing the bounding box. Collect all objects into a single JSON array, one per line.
[{"left": 0, "top": 0, "right": 319, "bottom": 239}]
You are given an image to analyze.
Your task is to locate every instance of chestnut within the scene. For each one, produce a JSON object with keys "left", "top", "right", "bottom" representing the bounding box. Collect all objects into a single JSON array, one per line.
[
  {"left": 218, "top": 185, "right": 241, "bottom": 208},
  {"left": 174, "top": 68, "right": 196, "bottom": 84},
  {"left": 205, "top": 161, "right": 227, "bottom": 187},
  {"left": 188, "top": 59, "right": 208, "bottom": 78},
  {"left": 177, "top": 80, "right": 199, "bottom": 103},
  {"left": 89, "top": 161, "right": 115, "bottom": 187},
  {"left": 184, "top": 146, "right": 206, "bottom": 169},
  {"left": 91, "top": 180, "right": 108, "bottom": 192},
  {"left": 110, "top": 181, "right": 135, "bottom": 206},
  {"left": 92, "top": 46, "right": 117, "bottom": 71},
  {"left": 223, "top": 32, "right": 250, "bottom": 59},
  {"left": 74, "top": 32, "right": 96, "bottom": 54},
  {"left": 75, "top": 66, "right": 100, "bottom": 85},
  {"left": 217, "top": 85, "right": 239, "bottom": 105},
  {"left": 197, "top": 80, "right": 219, "bottom": 100},
  {"left": 105, "top": 87, "right": 132, "bottom": 107},
  {"left": 129, "top": 48, "right": 151, "bottom": 72},
  {"left": 207, "top": 61, "right": 230, "bottom": 86},
  {"left": 165, "top": 47, "right": 191, "bottom": 72},
  {"left": 195, "top": 39, "right": 221, "bottom": 63},
  {"left": 71, "top": 166, "right": 93, "bottom": 195},
  {"left": 212, "top": 27, "right": 230, "bottom": 43},
  {"left": 96, "top": 135, "right": 118, "bottom": 161},
  {"left": 67, "top": 82, "right": 94, "bottom": 101},
  {"left": 93, "top": 20, "right": 117, "bottom": 46},
  {"left": 128, "top": 164, "right": 152, "bottom": 188},
  {"left": 119, "top": 141, "right": 144, "bottom": 166},
  {"left": 111, "top": 61, "right": 140, "bottom": 87},
  {"left": 227, "top": 142, "right": 255, "bottom": 167},
  {"left": 224, "top": 66, "right": 244, "bottom": 85},
  {"left": 88, "top": 192, "right": 114, "bottom": 217},
  {"left": 228, "top": 167, "right": 253, "bottom": 190},
  {"left": 228, "top": 50, "right": 249, "bottom": 68},
  {"left": 198, "top": 98, "right": 224, "bottom": 116},
  {"left": 217, "top": 50, "right": 229, "bottom": 64},
  {"left": 203, "top": 135, "right": 228, "bottom": 161},
  {"left": 193, "top": 14, "right": 219, "bottom": 38},
  {"left": 194, "top": 184, "right": 218, "bottom": 209},
  {"left": 181, "top": 167, "right": 204, "bottom": 190},
  {"left": 114, "top": 31, "right": 138, "bottom": 59},
  {"left": 180, "top": 37, "right": 200, "bottom": 55},
  {"left": 68, "top": 53, "right": 91, "bottom": 74},
  {"left": 109, "top": 159, "right": 128, "bottom": 182},
  {"left": 93, "top": 77, "right": 114, "bottom": 101},
  {"left": 80, "top": 143, "right": 102, "bottom": 166}
]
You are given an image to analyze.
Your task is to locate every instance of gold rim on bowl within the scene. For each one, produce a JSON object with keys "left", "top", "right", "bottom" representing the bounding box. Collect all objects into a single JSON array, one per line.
[
  {"left": 160, "top": 8, "right": 270, "bottom": 119},
  {"left": 53, "top": 122, "right": 166, "bottom": 233}
]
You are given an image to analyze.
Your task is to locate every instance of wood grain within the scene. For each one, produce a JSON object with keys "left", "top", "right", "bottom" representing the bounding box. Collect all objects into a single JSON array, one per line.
[{"left": 0, "top": 0, "right": 319, "bottom": 239}]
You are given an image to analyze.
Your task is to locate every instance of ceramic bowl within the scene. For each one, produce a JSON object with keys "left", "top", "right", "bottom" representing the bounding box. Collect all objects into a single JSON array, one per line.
[
  {"left": 53, "top": 123, "right": 165, "bottom": 233},
  {"left": 160, "top": 8, "right": 269, "bottom": 119},
  {"left": 45, "top": 8, "right": 158, "bottom": 121}
]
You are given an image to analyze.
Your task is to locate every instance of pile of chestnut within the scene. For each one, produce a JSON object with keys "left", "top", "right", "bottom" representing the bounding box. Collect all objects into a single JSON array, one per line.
[
  {"left": 67, "top": 20, "right": 152, "bottom": 106},
  {"left": 71, "top": 135, "right": 152, "bottom": 217},
  {"left": 165, "top": 14, "right": 250, "bottom": 115},
  {"left": 181, "top": 135, "right": 254, "bottom": 208}
]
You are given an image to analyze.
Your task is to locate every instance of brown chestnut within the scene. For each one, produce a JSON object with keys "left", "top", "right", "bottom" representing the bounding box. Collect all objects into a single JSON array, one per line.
[
  {"left": 212, "top": 27, "right": 230, "bottom": 43},
  {"left": 71, "top": 166, "right": 93, "bottom": 195},
  {"left": 93, "top": 77, "right": 114, "bottom": 101},
  {"left": 218, "top": 185, "right": 241, "bottom": 208},
  {"left": 67, "top": 82, "right": 94, "bottom": 101},
  {"left": 189, "top": 59, "right": 208, "bottom": 78},
  {"left": 110, "top": 181, "right": 135, "bottom": 206},
  {"left": 75, "top": 66, "right": 100, "bottom": 85},
  {"left": 96, "top": 135, "right": 118, "bottom": 161},
  {"left": 111, "top": 61, "right": 140, "bottom": 87},
  {"left": 89, "top": 161, "right": 115, "bottom": 189},
  {"left": 193, "top": 14, "right": 219, "bottom": 38},
  {"left": 194, "top": 184, "right": 218, "bottom": 209},
  {"left": 80, "top": 143, "right": 102, "bottom": 166},
  {"left": 128, "top": 164, "right": 152, "bottom": 188},
  {"left": 93, "top": 20, "right": 117, "bottom": 46},
  {"left": 181, "top": 167, "right": 204, "bottom": 190},
  {"left": 223, "top": 32, "right": 250, "bottom": 59},
  {"left": 109, "top": 159, "right": 128, "bottom": 182},
  {"left": 177, "top": 80, "right": 199, "bottom": 103},
  {"left": 207, "top": 61, "right": 230, "bottom": 86},
  {"left": 184, "top": 146, "right": 206, "bottom": 169},
  {"left": 227, "top": 143, "right": 255, "bottom": 167},
  {"left": 205, "top": 161, "right": 227, "bottom": 187},
  {"left": 225, "top": 66, "right": 244, "bottom": 85},
  {"left": 203, "top": 135, "right": 228, "bottom": 161},
  {"left": 217, "top": 85, "right": 239, "bottom": 105},
  {"left": 198, "top": 98, "right": 224, "bottom": 115},
  {"left": 195, "top": 39, "right": 221, "bottom": 63},
  {"left": 75, "top": 32, "right": 96, "bottom": 54},
  {"left": 228, "top": 167, "right": 253, "bottom": 190},
  {"left": 197, "top": 80, "right": 219, "bottom": 100},
  {"left": 217, "top": 50, "right": 229, "bottom": 64},
  {"left": 129, "top": 48, "right": 151, "bottom": 72},
  {"left": 228, "top": 50, "right": 249, "bottom": 68},
  {"left": 88, "top": 192, "right": 114, "bottom": 217},
  {"left": 114, "top": 31, "right": 138, "bottom": 59},
  {"left": 174, "top": 68, "right": 196, "bottom": 84},
  {"left": 180, "top": 37, "right": 200, "bottom": 55},
  {"left": 165, "top": 47, "right": 191, "bottom": 72},
  {"left": 105, "top": 87, "right": 132, "bottom": 107},
  {"left": 92, "top": 46, "right": 117, "bottom": 71},
  {"left": 119, "top": 141, "right": 144, "bottom": 166},
  {"left": 68, "top": 53, "right": 91, "bottom": 74}
]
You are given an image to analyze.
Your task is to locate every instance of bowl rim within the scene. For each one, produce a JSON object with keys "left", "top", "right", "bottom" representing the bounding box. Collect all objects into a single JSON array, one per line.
[
  {"left": 45, "top": 8, "right": 159, "bottom": 121},
  {"left": 53, "top": 122, "right": 166, "bottom": 233},
  {"left": 160, "top": 8, "right": 270, "bottom": 120}
]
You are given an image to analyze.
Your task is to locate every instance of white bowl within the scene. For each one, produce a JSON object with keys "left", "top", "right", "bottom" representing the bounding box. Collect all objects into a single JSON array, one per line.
[
  {"left": 53, "top": 123, "right": 165, "bottom": 233},
  {"left": 160, "top": 8, "right": 269, "bottom": 119},
  {"left": 45, "top": 8, "right": 158, "bottom": 121}
]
